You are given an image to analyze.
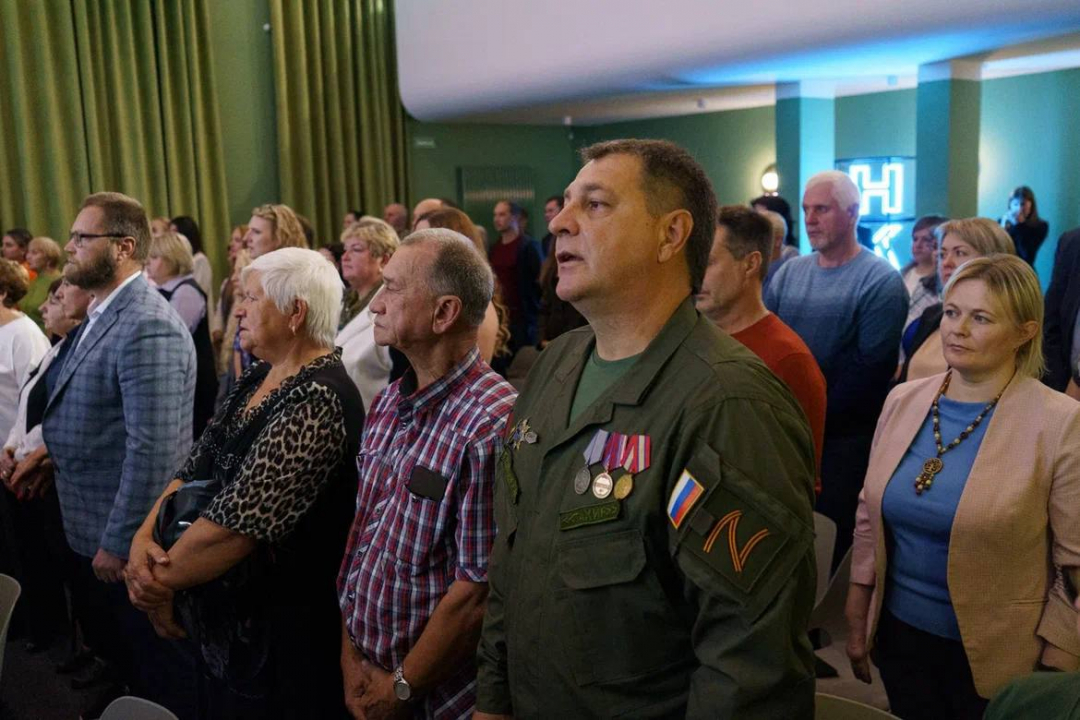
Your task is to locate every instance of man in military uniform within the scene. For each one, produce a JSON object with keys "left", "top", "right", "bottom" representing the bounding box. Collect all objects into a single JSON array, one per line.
[{"left": 474, "top": 139, "right": 817, "bottom": 719}]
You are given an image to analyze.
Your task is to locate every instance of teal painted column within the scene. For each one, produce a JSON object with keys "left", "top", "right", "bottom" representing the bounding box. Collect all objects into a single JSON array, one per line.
[
  {"left": 915, "top": 61, "right": 981, "bottom": 218},
  {"left": 776, "top": 82, "right": 835, "bottom": 253}
]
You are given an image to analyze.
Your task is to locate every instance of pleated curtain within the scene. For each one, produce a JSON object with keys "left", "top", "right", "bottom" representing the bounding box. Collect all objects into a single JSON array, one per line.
[
  {"left": 269, "top": 0, "right": 409, "bottom": 247},
  {"left": 0, "top": 0, "right": 230, "bottom": 278}
]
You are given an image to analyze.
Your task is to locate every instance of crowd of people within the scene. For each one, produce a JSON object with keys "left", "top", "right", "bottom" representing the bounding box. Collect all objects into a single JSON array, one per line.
[{"left": 0, "top": 139, "right": 1077, "bottom": 720}]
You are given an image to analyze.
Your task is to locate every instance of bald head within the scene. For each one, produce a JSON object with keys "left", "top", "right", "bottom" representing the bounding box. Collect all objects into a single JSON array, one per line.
[
  {"left": 383, "top": 203, "right": 409, "bottom": 235},
  {"left": 412, "top": 198, "right": 444, "bottom": 225}
]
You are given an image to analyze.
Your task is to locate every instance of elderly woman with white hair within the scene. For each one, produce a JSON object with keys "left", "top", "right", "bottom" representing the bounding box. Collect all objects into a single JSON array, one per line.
[{"left": 124, "top": 247, "right": 364, "bottom": 719}]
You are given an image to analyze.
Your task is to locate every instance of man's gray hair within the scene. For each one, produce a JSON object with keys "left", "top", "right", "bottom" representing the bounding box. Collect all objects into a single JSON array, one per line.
[
  {"left": 757, "top": 208, "right": 787, "bottom": 244},
  {"left": 402, "top": 228, "right": 493, "bottom": 328},
  {"left": 241, "top": 247, "right": 343, "bottom": 348},
  {"left": 807, "top": 170, "right": 861, "bottom": 215}
]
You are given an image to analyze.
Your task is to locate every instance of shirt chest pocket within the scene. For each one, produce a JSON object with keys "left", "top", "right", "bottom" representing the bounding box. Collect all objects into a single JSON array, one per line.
[
  {"left": 553, "top": 529, "right": 690, "bottom": 688},
  {"left": 386, "top": 457, "right": 459, "bottom": 574}
]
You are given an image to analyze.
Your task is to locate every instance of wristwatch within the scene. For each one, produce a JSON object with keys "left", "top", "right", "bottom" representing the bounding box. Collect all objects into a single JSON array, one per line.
[{"left": 392, "top": 665, "right": 413, "bottom": 701}]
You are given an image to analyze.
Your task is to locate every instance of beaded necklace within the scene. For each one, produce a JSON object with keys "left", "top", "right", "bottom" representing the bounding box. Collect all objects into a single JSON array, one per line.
[{"left": 914, "top": 369, "right": 1012, "bottom": 495}]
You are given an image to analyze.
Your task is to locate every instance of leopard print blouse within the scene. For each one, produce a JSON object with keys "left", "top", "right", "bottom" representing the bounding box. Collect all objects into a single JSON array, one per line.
[{"left": 176, "top": 351, "right": 349, "bottom": 544}]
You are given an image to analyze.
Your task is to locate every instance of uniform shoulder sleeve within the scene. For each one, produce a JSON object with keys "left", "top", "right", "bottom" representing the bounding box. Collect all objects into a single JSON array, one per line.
[{"left": 667, "top": 390, "right": 817, "bottom": 716}]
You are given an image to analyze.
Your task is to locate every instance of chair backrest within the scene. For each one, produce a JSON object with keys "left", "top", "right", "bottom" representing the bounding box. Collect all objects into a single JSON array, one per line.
[
  {"left": 816, "top": 692, "right": 898, "bottom": 719},
  {"left": 813, "top": 511, "right": 838, "bottom": 607},
  {"left": 100, "top": 696, "right": 180, "bottom": 720},
  {"left": 0, "top": 574, "right": 22, "bottom": 683},
  {"left": 809, "top": 545, "right": 853, "bottom": 635}
]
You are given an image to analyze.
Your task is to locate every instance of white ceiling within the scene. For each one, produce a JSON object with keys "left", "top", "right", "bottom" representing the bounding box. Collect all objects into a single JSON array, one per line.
[{"left": 395, "top": 1, "right": 1080, "bottom": 125}]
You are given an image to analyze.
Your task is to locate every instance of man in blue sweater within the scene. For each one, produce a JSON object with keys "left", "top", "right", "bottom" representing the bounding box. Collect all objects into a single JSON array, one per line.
[{"left": 766, "top": 171, "right": 908, "bottom": 566}]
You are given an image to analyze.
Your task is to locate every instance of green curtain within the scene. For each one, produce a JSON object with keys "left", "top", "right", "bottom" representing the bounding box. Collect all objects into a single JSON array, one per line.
[
  {"left": 0, "top": 0, "right": 230, "bottom": 279},
  {"left": 269, "top": 0, "right": 409, "bottom": 247},
  {"left": 0, "top": 0, "right": 91, "bottom": 243}
]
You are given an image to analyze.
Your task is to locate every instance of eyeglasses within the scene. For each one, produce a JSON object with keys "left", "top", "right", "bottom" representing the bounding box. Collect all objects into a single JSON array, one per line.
[{"left": 68, "top": 232, "right": 127, "bottom": 248}]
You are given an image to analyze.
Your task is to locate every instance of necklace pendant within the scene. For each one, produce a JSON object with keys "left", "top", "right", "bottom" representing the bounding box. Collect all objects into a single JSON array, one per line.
[
  {"left": 914, "top": 471, "right": 936, "bottom": 495},
  {"left": 923, "top": 457, "right": 944, "bottom": 475}
]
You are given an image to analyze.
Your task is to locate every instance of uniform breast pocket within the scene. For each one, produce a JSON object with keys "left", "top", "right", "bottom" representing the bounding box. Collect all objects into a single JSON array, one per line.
[{"left": 554, "top": 529, "right": 690, "bottom": 688}]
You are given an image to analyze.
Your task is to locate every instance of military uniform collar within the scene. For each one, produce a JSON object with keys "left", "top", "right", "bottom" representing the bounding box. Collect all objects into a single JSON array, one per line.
[{"left": 550, "top": 296, "right": 699, "bottom": 441}]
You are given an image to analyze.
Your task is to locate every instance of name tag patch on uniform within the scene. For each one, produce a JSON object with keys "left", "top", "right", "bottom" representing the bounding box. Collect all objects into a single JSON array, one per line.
[
  {"left": 560, "top": 501, "right": 620, "bottom": 531},
  {"left": 667, "top": 470, "right": 704, "bottom": 529}
]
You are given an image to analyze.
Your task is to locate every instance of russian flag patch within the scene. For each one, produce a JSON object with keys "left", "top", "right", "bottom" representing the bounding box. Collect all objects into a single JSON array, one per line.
[{"left": 667, "top": 469, "right": 704, "bottom": 529}]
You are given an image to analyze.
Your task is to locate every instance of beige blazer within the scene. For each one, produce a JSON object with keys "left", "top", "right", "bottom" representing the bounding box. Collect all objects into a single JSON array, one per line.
[{"left": 852, "top": 372, "right": 1080, "bottom": 698}]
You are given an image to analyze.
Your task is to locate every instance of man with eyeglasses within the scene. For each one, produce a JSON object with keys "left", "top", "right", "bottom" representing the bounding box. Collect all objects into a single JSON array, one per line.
[{"left": 41, "top": 192, "right": 197, "bottom": 717}]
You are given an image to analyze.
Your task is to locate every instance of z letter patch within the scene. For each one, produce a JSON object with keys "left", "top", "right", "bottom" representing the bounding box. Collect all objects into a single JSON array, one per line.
[
  {"left": 667, "top": 469, "right": 704, "bottom": 529},
  {"left": 682, "top": 483, "right": 790, "bottom": 596},
  {"left": 702, "top": 510, "right": 770, "bottom": 574}
]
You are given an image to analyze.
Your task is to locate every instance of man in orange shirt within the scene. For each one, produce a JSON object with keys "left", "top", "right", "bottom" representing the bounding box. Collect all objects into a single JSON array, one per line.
[{"left": 697, "top": 205, "right": 826, "bottom": 493}]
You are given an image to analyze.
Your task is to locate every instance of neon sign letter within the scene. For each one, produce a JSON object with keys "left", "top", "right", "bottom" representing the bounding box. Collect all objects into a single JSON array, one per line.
[{"left": 849, "top": 163, "right": 904, "bottom": 216}]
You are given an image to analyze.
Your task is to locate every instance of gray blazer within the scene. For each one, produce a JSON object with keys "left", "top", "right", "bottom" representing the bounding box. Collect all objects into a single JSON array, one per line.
[{"left": 43, "top": 273, "right": 196, "bottom": 559}]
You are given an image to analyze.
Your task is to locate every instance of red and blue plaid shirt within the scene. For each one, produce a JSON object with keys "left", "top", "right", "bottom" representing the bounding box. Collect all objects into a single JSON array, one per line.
[{"left": 338, "top": 348, "right": 516, "bottom": 720}]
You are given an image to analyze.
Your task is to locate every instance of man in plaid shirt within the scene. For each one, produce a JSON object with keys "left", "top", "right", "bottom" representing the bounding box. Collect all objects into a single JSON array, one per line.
[{"left": 338, "top": 228, "right": 517, "bottom": 720}]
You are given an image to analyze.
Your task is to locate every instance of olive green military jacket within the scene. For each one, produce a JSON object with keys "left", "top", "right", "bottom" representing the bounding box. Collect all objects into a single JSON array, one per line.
[{"left": 476, "top": 299, "right": 818, "bottom": 719}]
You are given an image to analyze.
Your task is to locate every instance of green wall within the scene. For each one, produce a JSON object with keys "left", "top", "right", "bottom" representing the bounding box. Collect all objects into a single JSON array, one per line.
[
  {"left": 573, "top": 106, "right": 777, "bottom": 207},
  {"left": 835, "top": 89, "right": 916, "bottom": 159},
  {"left": 978, "top": 68, "right": 1080, "bottom": 282},
  {"left": 406, "top": 119, "right": 579, "bottom": 238},
  {"left": 207, "top": 0, "right": 279, "bottom": 230}
]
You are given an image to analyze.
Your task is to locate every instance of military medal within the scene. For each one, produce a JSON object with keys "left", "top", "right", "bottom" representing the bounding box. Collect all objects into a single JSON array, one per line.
[
  {"left": 521, "top": 419, "right": 538, "bottom": 445},
  {"left": 592, "top": 472, "right": 613, "bottom": 499},
  {"left": 573, "top": 466, "right": 592, "bottom": 495},
  {"left": 915, "top": 370, "right": 1009, "bottom": 495},
  {"left": 507, "top": 418, "right": 538, "bottom": 451},
  {"left": 575, "top": 430, "right": 609, "bottom": 495},
  {"left": 615, "top": 433, "right": 651, "bottom": 501}
]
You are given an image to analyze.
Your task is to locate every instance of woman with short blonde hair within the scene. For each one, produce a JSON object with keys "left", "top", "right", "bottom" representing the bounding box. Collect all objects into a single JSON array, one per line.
[
  {"left": 149, "top": 231, "right": 195, "bottom": 278},
  {"left": 900, "top": 218, "right": 1018, "bottom": 383},
  {"left": 335, "top": 219, "right": 400, "bottom": 408},
  {"left": 847, "top": 254, "right": 1080, "bottom": 718}
]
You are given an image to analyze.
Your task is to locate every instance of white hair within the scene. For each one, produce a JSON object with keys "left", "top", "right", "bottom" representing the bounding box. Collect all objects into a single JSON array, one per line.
[
  {"left": 806, "top": 170, "right": 861, "bottom": 215},
  {"left": 757, "top": 208, "right": 787, "bottom": 243},
  {"left": 401, "top": 228, "right": 494, "bottom": 327},
  {"left": 241, "top": 247, "right": 343, "bottom": 348}
]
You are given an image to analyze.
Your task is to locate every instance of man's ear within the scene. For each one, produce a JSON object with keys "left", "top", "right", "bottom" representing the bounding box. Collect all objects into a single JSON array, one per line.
[
  {"left": 657, "top": 209, "right": 693, "bottom": 264},
  {"left": 117, "top": 236, "right": 138, "bottom": 261},
  {"left": 431, "top": 295, "right": 463, "bottom": 335},
  {"left": 745, "top": 251, "right": 763, "bottom": 281}
]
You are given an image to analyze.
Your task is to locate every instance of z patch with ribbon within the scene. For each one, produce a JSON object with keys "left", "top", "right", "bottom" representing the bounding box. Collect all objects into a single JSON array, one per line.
[{"left": 681, "top": 483, "right": 789, "bottom": 595}]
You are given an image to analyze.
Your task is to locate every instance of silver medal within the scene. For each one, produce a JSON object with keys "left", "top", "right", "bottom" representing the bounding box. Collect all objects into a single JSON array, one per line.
[
  {"left": 592, "top": 472, "right": 613, "bottom": 499},
  {"left": 574, "top": 466, "right": 591, "bottom": 495}
]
